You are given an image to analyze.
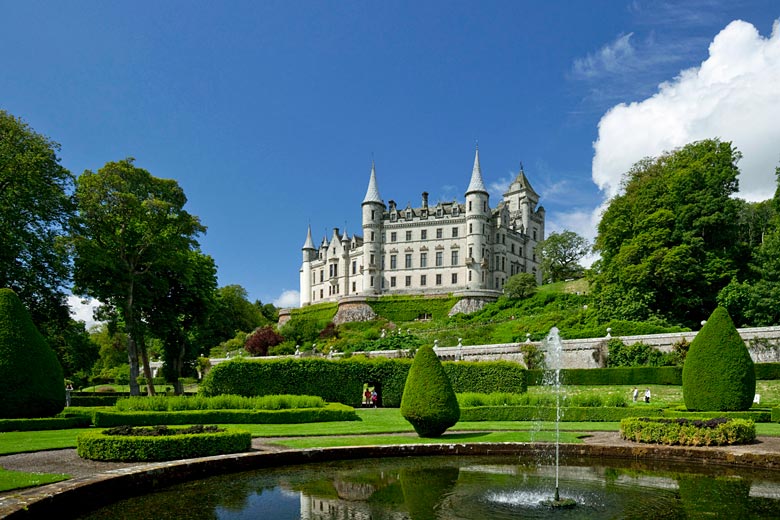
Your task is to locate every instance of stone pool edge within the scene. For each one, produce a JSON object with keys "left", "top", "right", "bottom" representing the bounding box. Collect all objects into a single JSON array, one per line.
[{"left": 3, "top": 441, "right": 780, "bottom": 518}]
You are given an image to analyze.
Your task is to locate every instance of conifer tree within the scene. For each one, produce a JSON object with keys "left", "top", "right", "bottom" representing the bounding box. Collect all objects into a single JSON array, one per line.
[{"left": 400, "top": 345, "right": 460, "bottom": 437}]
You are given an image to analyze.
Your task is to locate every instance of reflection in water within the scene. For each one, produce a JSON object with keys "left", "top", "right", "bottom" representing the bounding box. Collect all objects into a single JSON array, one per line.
[{"left": 74, "top": 456, "right": 780, "bottom": 520}]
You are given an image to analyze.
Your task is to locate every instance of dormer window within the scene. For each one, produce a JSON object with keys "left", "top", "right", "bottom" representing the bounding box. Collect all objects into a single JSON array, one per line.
[
  {"left": 436, "top": 208, "right": 443, "bottom": 217},
  {"left": 406, "top": 209, "right": 412, "bottom": 220},
  {"left": 452, "top": 206, "right": 459, "bottom": 217}
]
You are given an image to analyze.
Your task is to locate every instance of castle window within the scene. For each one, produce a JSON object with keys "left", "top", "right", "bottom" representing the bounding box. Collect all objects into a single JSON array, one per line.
[
  {"left": 320, "top": 270, "right": 324, "bottom": 283},
  {"left": 451, "top": 250, "right": 459, "bottom": 265},
  {"left": 391, "top": 232, "right": 397, "bottom": 242},
  {"left": 421, "top": 229, "right": 427, "bottom": 240},
  {"left": 352, "top": 281, "right": 356, "bottom": 292},
  {"left": 371, "top": 210, "right": 375, "bottom": 220},
  {"left": 452, "top": 227, "right": 458, "bottom": 238},
  {"left": 469, "top": 223, "right": 472, "bottom": 233},
  {"left": 420, "top": 252, "right": 427, "bottom": 267},
  {"left": 371, "top": 231, "right": 375, "bottom": 241},
  {"left": 352, "top": 261, "right": 356, "bottom": 274},
  {"left": 468, "top": 271, "right": 472, "bottom": 282},
  {"left": 502, "top": 257, "right": 506, "bottom": 271},
  {"left": 370, "top": 276, "right": 374, "bottom": 287},
  {"left": 437, "top": 208, "right": 443, "bottom": 217},
  {"left": 511, "top": 244, "right": 515, "bottom": 254},
  {"left": 320, "top": 289, "right": 323, "bottom": 298},
  {"left": 436, "top": 228, "right": 443, "bottom": 239},
  {"left": 533, "top": 229, "right": 537, "bottom": 240},
  {"left": 435, "top": 251, "right": 443, "bottom": 267},
  {"left": 405, "top": 230, "right": 412, "bottom": 241},
  {"left": 436, "top": 274, "right": 442, "bottom": 285},
  {"left": 406, "top": 210, "right": 412, "bottom": 219},
  {"left": 405, "top": 276, "right": 411, "bottom": 287},
  {"left": 390, "top": 255, "right": 397, "bottom": 269},
  {"left": 452, "top": 273, "right": 458, "bottom": 284},
  {"left": 469, "top": 201, "right": 472, "bottom": 211},
  {"left": 390, "top": 276, "right": 396, "bottom": 287},
  {"left": 391, "top": 213, "right": 397, "bottom": 222},
  {"left": 370, "top": 254, "right": 375, "bottom": 266},
  {"left": 483, "top": 201, "right": 487, "bottom": 212},
  {"left": 421, "top": 275, "right": 427, "bottom": 286},
  {"left": 405, "top": 254, "right": 412, "bottom": 268},
  {"left": 381, "top": 277, "right": 385, "bottom": 288},
  {"left": 452, "top": 206, "right": 459, "bottom": 216}
]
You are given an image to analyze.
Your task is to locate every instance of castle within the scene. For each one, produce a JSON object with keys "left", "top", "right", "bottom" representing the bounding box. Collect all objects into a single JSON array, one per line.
[{"left": 299, "top": 147, "right": 545, "bottom": 307}]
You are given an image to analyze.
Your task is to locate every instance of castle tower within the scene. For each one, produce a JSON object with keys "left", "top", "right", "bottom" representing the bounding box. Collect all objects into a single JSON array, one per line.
[
  {"left": 504, "top": 163, "right": 540, "bottom": 235},
  {"left": 300, "top": 225, "right": 316, "bottom": 306},
  {"left": 361, "top": 161, "right": 384, "bottom": 295},
  {"left": 465, "top": 146, "right": 490, "bottom": 289}
]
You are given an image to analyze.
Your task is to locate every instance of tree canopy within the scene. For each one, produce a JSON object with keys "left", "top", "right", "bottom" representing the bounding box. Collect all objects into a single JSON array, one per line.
[
  {"left": 591, "top": 139, "right": 746, "bottom": 328},
  {"left": 535, "top": 230, "right": 590, "bottom": 283},
  {"left": 72, "top": 158, "right": 205, "bottom": 395},
  {"left": 0, "top": 110, "right": 74, "bottom": 327}
]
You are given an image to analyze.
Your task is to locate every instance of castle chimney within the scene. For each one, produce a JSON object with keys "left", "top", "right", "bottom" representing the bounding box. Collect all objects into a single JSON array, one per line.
[{"left": 422, "top": 192, "right": 429, "bottom": 208}]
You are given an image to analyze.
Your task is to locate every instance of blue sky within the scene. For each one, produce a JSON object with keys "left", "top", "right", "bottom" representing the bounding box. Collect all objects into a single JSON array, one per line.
[{"left": 2, "top": 1, "right": 779, "bottom": 316}]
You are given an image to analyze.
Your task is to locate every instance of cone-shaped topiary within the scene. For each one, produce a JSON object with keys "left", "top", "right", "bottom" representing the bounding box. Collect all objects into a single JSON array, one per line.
[
  {"left": 400, "top": 345, "right": 460, "bottom": 437},
  {"left": 682, "top": 306, "right": 755, "bottom": 411},
  {"left": 0, "top": 289, "right": 65, "bottom": 418}
]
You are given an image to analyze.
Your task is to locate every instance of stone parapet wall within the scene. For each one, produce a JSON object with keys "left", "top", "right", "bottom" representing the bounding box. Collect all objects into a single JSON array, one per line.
[{"left": 207, "top": 326, "right": 780, "bottom": 370}]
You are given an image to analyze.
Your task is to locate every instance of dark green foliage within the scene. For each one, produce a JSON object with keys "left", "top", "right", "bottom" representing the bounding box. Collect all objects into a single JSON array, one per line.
[
  {"left": 607, "top": 339, "right": 671, "bottom": 367},
  {"left": 519, "top": 343, "right": 545, "bottom": 369},
  {"left": 0, "top": 289, "right": 65, "bottom": 418},
  {"left": 76, "top": 427, "right": 252, "bottom": 461},
  {"left": 92, "top": 403, "right": 356, "bottom": 427},
  {"left": 444, "top": 361, "right": 526, "bottom": 394},
  {"left": 198, "top": 357, "right": 525, "bottom": 408},
  {"left": 0, "top": 416, "right": 91, "bottom": 432},
  {"left": 534, "top": 230, "right": 591, "bottom": 283},
  {"left": 400, "top": 346, "right": 460, "bottom": 437},
  {"left": 682, "top": 307, "right": 756, "bottom": 411},
  {"left": 70, "top": 395, "right": 122, "bottom": 407},
  {"left": 282, "top": 302, "right": 338, "bottom": 345},
  {"left": 369, "top": 295, "right": 459, "bottom": 322},
  {"left": 526, "top": 366, "right": 682, "bottom": 386},
  {"left": 460, "top": 406, "right": 663, "bottom": 422},
  {"left": 620, "top": 417, "right": 756, "bottom": 445},
  {"left": 592, "top": 139, "right": 746, "bottom": 328},
  {"left": 756, "top": 363, "right": 780, "bottom": 380},
  {"left": 503, "top": 273, "right": 537, "bottom": 299}
]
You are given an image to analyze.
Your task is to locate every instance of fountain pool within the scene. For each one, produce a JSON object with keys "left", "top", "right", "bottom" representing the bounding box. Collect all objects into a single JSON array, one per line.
[{"left": 72, "top": 454, "right": 780, "bottom": 519}]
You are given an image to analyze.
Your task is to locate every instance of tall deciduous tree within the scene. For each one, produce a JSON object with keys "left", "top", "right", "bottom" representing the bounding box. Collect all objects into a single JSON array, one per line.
[
  {"left": 534, "top": 230, "right": 591, "bottom": 283},
  {"left": 194, "top": 284, "right": 269, "bottom": 355},
  {"left": 72, "top": 158, "right": 205, "bottom": 395},
  {"left": 0, "top": 110, "right": 74, "bottom": 326},
  {"left": 592, "top": 139, "right": 745, "bottom": 328},
  {"left": 145, "top": 250, "right": 217, "bottom": 394}
]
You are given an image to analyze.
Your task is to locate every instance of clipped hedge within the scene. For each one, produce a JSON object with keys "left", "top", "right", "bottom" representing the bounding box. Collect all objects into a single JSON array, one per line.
[
  {"left": 526, "top": 366, "right": 682, "bottom": 386},
  {"left": 92, "top": 403, "right": 357, "bottom": 427},
  {"left": 460, "top": 406, "right": 663, "bottom": 422},
  {"left": 401, "top": 345, "right": 460, "bottom": 437},
  {"left": 756, "top": 363, "right": 780, "bottom": 380},
  {"left": 0, "top": 416, "right": 92, "bottom": 432},
  {"left": 77, "top": 427, "right": 252, "bottom": 461},
  {"left": 115, "top": 394, "right": 325, "bottom": 412},
  {"left": 71, "top": 395, "right": 122, "bottom": 407},
  {"left": 620, "top": 417, "right": 756, "bottom": 446},
  {"left": 199, "top": 357, "right": 526, "bottom": 408}
]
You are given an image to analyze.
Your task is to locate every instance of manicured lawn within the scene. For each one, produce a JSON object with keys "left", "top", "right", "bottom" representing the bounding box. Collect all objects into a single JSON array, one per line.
[
  {"left": 0, "top": 468, "right": 70, "bottom": 492},
  {"left": 274, "top": 430, "right": 584, "bottom": 449},
  {"left": 0, "top": 428, "right": 93, "bottom": 455}
]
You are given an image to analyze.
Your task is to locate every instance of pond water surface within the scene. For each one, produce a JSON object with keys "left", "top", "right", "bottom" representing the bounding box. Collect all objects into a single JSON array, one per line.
[{"left": 74, "top": 455, "right": 780, "bottom": 519}]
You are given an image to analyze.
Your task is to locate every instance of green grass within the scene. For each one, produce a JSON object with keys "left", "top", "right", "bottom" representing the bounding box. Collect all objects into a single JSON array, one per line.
[
  {"left": 274, "top": 430, "right": 585, "bottom": 449},
  {"left": 0, "top": 468, "right": 70, "bottom": 492},
  {"left": 0, "top": 429, "right": 91, "bottom": 455}
]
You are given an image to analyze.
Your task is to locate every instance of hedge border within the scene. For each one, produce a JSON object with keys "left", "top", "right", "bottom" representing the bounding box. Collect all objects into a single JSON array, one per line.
[
  {"left": 620, "top": 417, "right": 756, "bottom": 446},
  {"left": 460, "top": 407, "right": 771, "bottom": 423},
  {"left": 526, "top": 366, "right": 682, "bottom": 386},
  {"left": 0, "top": 416, "right": 92, "bottom": 432},
  {"left": 76, "top": 427, "right": 252, "bottom": 462},
  {"left": 91, "top": 403, "right": 358, "bottom": 427}
]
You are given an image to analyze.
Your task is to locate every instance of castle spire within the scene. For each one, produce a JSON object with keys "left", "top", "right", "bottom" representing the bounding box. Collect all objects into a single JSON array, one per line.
[
  {"left": 465, "top": 144, "right": 488, "bottom": 195},
  {"left": 362, "top": 161, "right": 383, "bottom": 204},
  {"left": 302, "top": 225, "right": 315, "bottom": 250}
]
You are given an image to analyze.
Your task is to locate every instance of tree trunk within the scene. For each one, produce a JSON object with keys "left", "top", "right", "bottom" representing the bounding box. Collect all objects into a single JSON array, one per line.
[
  {"left": 124, "top": 291, "right": 141, "bottom": 396},
  {"left": 139, "top": 336, "right": 156, "bottom": 396}
]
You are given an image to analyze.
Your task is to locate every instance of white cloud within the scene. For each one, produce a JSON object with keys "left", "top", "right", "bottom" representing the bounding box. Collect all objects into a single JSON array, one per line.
[
  {"left": 593, "top": 19, "right": 780, "bottom": 203},
  {"left": 67, "top": 295, "right": 103, "bottom": 330},
  {"left": 273, "top": 289, "right": 300, "bottom": 308},
  {"left": 573, "top": 33, "right": 636, "bottom": 79}
]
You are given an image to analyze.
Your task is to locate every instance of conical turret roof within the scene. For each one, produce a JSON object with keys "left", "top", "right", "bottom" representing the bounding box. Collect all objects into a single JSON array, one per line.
[
  {"left": 507, "top": 163, "right": 539, "bottom": 199},
  {"left": 362, "top": 161, "right": 383, "bottom": 204},
  {"left": 302, "top": 225, "right": 315, "bottom": 250},
  {"left": 465, "top": 146, "right": 488, "bottom": 195}
]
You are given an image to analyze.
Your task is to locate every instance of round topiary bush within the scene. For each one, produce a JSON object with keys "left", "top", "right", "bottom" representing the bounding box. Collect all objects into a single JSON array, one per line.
[
  {"left": 682, "top": 307, "right": 755, "bottom": 411},
  {"left": 77, "top": 425, "right": 252, "bottom": 461},
  {"left": 400, "top": 345, "right": 460, "bottom": 437},
  {"left": 0, "top": 288, "right": 64, "bottom": 418}
]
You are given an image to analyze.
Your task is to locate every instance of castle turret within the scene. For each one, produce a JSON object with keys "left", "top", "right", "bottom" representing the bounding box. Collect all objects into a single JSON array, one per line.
[
  {"left": 300, "top": 225, "right": 316, "bottom": 306},
  {"left": 361, "top": 162, "right": 385, "bottom": 294},
  {"left": 465, "top": 146, "right": 489, "bottom": 289}
]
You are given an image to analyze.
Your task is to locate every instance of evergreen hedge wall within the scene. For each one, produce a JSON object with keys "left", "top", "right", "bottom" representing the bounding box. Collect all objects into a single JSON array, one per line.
[
  {"left": 199, "top": 358, "right": 526, "bottom": 407},
  {"left": 526, "top": 366, "right": 682, "bottom": 386},
  {"left": 369, "top": 295, "right": 459, "bottom": 322}
]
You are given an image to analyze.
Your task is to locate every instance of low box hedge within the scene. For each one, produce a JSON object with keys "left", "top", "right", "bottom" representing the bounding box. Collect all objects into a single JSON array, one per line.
[
  {"left": 663, "top": 410, "right": 771, "bottom": 423},
  {"left": 526, "top": 366, "right": 682, "bottom": 386},
  {"left": 77, "top": 426, "right": 252, "bottom": 461},
  {"left": 70, "top": 395, "right": 122, "bottom": 407},
  {"left": 459, "top": 406, "right": 664, "bottom": 422},
  {"left": 0, "top": 416, "right": 92, "bottom": 432},
  {"left": 92, "top": 403, "right": 358, "bottom": 427},
  {"left": 620, "top": 417, "right": 755, "bottom": 446}
]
